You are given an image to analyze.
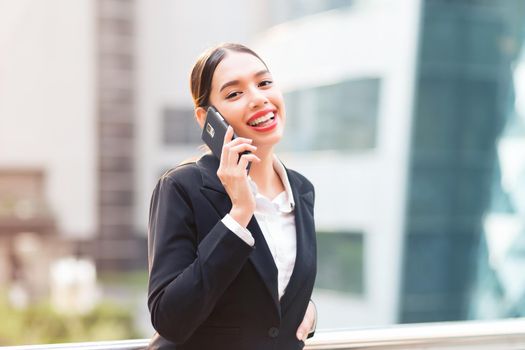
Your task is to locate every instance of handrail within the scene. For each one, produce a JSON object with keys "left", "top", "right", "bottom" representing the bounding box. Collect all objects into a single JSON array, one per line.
[
  {"left": 2, "top": 318, "right": 525, "bottom": 350},
  {"left": 305, "top": 318, "right": 525, "bottom": 349},
  {"left": 0, "top": 339, "right": 148, "bottom": 350}
]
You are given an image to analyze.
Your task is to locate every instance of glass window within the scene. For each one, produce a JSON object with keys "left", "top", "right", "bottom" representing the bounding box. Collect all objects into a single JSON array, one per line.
[
  {"left": 279, "top": 78, "right": 380, "bottom": 152},
  {"left": 400, "top": 0, "right": 525, "bottom": 324},
  {"left": 315, "top": 231, "right": 364, "bottom": 295},
  {"left": 162, "top": 107, "right": 201, "bottom": 145}
]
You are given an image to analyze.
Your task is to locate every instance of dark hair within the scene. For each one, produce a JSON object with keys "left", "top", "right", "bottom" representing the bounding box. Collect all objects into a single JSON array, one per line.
[{"left": 190, "top": 43, "right": 268, "bottom": 108}]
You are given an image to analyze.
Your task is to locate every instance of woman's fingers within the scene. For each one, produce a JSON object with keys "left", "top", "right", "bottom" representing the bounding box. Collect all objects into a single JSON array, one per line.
[
  {"left": 223, "top": 126, "right": 252, "bottom": 148},
  {"left": 216, "top": 126, "right": 258, "bottom": 219},
  {"left": 218, "top": 128, "right": 257, "bottom": 176},
  {"left": 222, "top": 135, "right": 253, "bottom": 167},
  {"left": 296, "top": 318, "right": 311, "bottom": 341},
  {"left": 229, "top": 143, "right": 257, "bottom": 156},
  {"left": 228, "top": 144, "right": 257, "bottom": 170},
  {"left": 238, "top": 153, "right": 260, "bottom": 170},
  {"left": 220, "top": 126, "right": 235, "bottom": 164},
  {"left": 223, "top": 125, "right": 234, "bottom": 145},
  {"left": 296, "top": 302, "right": 316, "bottom": 341}
]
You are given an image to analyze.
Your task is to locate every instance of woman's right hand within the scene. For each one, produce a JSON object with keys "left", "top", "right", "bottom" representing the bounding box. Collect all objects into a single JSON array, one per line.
[{"left": 217, "top": 126, "right": 261, "bottom": 227}]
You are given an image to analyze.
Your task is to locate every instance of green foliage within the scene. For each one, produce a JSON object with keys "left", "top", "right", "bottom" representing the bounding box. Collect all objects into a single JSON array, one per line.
[
  {"left": 98, "top": 270, "right": 148, "bottom": 289},
  {"left": 0, "top": 296, "right": 140, "bottom": 346}
]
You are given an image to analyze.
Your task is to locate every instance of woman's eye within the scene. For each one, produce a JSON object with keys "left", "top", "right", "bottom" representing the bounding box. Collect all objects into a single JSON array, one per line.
[
  {"left": 259, "top": 80, "right": 273, "bottom": 87},
  {"left": 226, "top": 91, "right": 241, "bottom": 99}
]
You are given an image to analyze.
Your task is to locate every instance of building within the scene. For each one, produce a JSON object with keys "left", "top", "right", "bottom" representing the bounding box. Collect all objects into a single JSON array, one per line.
[{"left": 1, "top": 0, "right": 525, "bottom": 331}]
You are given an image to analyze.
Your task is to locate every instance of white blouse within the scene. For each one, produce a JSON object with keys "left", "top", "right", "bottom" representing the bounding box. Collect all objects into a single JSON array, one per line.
[{"left": 222, "top": 155, "right": 297, "bottom": 300}]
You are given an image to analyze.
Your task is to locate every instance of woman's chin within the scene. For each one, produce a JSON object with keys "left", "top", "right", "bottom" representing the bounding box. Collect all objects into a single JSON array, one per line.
[{"left": 241, "top": 127, "right": 283, "bottom": 148}]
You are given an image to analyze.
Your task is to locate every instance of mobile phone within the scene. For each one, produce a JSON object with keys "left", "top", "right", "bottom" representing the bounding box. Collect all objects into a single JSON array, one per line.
[{"left": 201, "top": 106, "right": 251, "bottom": 173}]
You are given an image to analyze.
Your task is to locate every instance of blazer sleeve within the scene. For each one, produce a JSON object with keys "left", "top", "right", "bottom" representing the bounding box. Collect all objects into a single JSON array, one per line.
[{"left": 147, "top": 175, "right": 254, "bottom": 344}]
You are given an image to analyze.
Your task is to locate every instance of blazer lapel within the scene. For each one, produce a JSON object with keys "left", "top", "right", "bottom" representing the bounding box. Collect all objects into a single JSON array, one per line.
[
  {"left": 247, "top": 217, "right": 280, "bottom": 312},
  {"left": 280, "top": 169, "right": 316, "bottom": 314},
  {"left": 197, "top": 155, "right": 280, "bottom": 313}
]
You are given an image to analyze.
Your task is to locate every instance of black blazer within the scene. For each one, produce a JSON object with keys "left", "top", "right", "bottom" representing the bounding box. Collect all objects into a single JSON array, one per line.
[{"left": 147, "top": 154, "right": 317, "bottom": 350}]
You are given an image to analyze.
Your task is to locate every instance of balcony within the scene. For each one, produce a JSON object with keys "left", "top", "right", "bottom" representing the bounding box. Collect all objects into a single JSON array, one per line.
[{"left": 2, "top": 318, "right": 525, "bottom": 350}]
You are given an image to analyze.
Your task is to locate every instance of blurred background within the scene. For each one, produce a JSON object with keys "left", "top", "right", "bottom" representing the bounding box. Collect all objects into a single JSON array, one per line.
[{"left": 1, "top": 0, "right": 525, "bottom": 345}]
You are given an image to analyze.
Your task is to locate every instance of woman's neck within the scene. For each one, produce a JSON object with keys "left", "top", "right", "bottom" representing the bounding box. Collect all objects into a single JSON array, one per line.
[{"left": 249, "top": 145, "right": 284, "bottom": 199}]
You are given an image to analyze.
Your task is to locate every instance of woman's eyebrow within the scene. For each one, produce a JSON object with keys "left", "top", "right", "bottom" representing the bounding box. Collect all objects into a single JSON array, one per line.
[
  {"left": 219, "top": 80, "right": 239, "bottom": 93},
  {"left": 219, "top": 70, "right": 270, "bottom": 92}
]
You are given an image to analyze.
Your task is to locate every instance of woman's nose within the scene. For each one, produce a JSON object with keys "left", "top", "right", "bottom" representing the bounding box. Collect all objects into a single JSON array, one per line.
[{"left": 248, "top": 88, "right": 269, "bottom": 109}]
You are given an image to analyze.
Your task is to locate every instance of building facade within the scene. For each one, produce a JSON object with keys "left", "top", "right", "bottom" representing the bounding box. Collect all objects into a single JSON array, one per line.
[{"left": 2, "top": 0, "right": 525, "bottom": 331}]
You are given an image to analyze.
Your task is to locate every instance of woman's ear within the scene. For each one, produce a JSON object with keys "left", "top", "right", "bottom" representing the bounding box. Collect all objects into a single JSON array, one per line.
[{"left": 195, "top": 107, "right": 207, "bottom": 129}]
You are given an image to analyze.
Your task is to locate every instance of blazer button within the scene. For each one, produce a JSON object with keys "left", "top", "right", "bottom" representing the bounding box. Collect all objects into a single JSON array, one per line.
[{"left": 268, "top": 327, "right": 279, "bottom": 338}]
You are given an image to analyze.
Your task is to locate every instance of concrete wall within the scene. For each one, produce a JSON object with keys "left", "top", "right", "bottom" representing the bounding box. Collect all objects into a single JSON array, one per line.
[
  {"left": 254, "top": 0, "right": 422, "bottom": 326},
  {"left": 0, "top": 0, "right": 97, "bottom": 238}
]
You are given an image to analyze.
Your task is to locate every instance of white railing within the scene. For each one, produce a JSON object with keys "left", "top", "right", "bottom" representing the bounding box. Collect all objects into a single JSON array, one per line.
[
  {"left": 305, "top": 318, "right": 525, "bottom": 349},
  {"left": 2, "top": 318, "right": 525, "bottom": 350}
]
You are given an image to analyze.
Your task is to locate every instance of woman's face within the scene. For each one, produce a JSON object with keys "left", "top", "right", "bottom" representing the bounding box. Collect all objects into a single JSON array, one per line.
[{"left": 208, "top": 51, "right": 286, "bottom": 149}]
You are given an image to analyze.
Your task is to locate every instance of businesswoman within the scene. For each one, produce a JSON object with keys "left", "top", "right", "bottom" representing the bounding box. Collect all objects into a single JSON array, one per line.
[{"left": 147, "top": 43, "right": 317, "bottom": 350}]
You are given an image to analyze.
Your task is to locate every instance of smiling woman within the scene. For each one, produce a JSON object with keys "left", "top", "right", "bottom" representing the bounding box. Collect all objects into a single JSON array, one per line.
[
  {"left": 193, "top": 45, "right": 286, "bottom": 158},
  {"left": 146, "top": 43, "right": 318, "bottom": 350}
]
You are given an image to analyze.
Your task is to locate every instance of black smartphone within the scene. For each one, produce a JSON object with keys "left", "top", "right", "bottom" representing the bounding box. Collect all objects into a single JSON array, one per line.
[{"left": 201, "top": 106, "right": 251, "bottom": 173}]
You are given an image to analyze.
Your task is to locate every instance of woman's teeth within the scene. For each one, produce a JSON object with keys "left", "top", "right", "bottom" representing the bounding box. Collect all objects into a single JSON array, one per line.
[{"left": 248, "top": 112, "right": 275, "bottom": 127}]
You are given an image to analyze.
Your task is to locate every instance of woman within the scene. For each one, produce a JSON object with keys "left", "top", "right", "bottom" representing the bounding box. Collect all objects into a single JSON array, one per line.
[{"left": 147, "top": 43, "right": 317, "bottom": 350}]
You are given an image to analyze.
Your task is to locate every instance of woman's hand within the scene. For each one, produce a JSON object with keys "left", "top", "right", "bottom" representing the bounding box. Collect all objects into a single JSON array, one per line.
[
  {"left": 217, "top": 126, "right": 261, "bottom": 227},
  {"left": 296, "top": 301, "right": 316, "bottom": 341}
]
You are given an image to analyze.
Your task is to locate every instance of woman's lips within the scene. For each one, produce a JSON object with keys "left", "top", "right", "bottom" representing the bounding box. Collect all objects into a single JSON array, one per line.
[
  {"left": 248, "top": 114, "right": 278, "bottom": 132},
  {"left": 247, "top": 109, "right": 276, "bottom": 124}
]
